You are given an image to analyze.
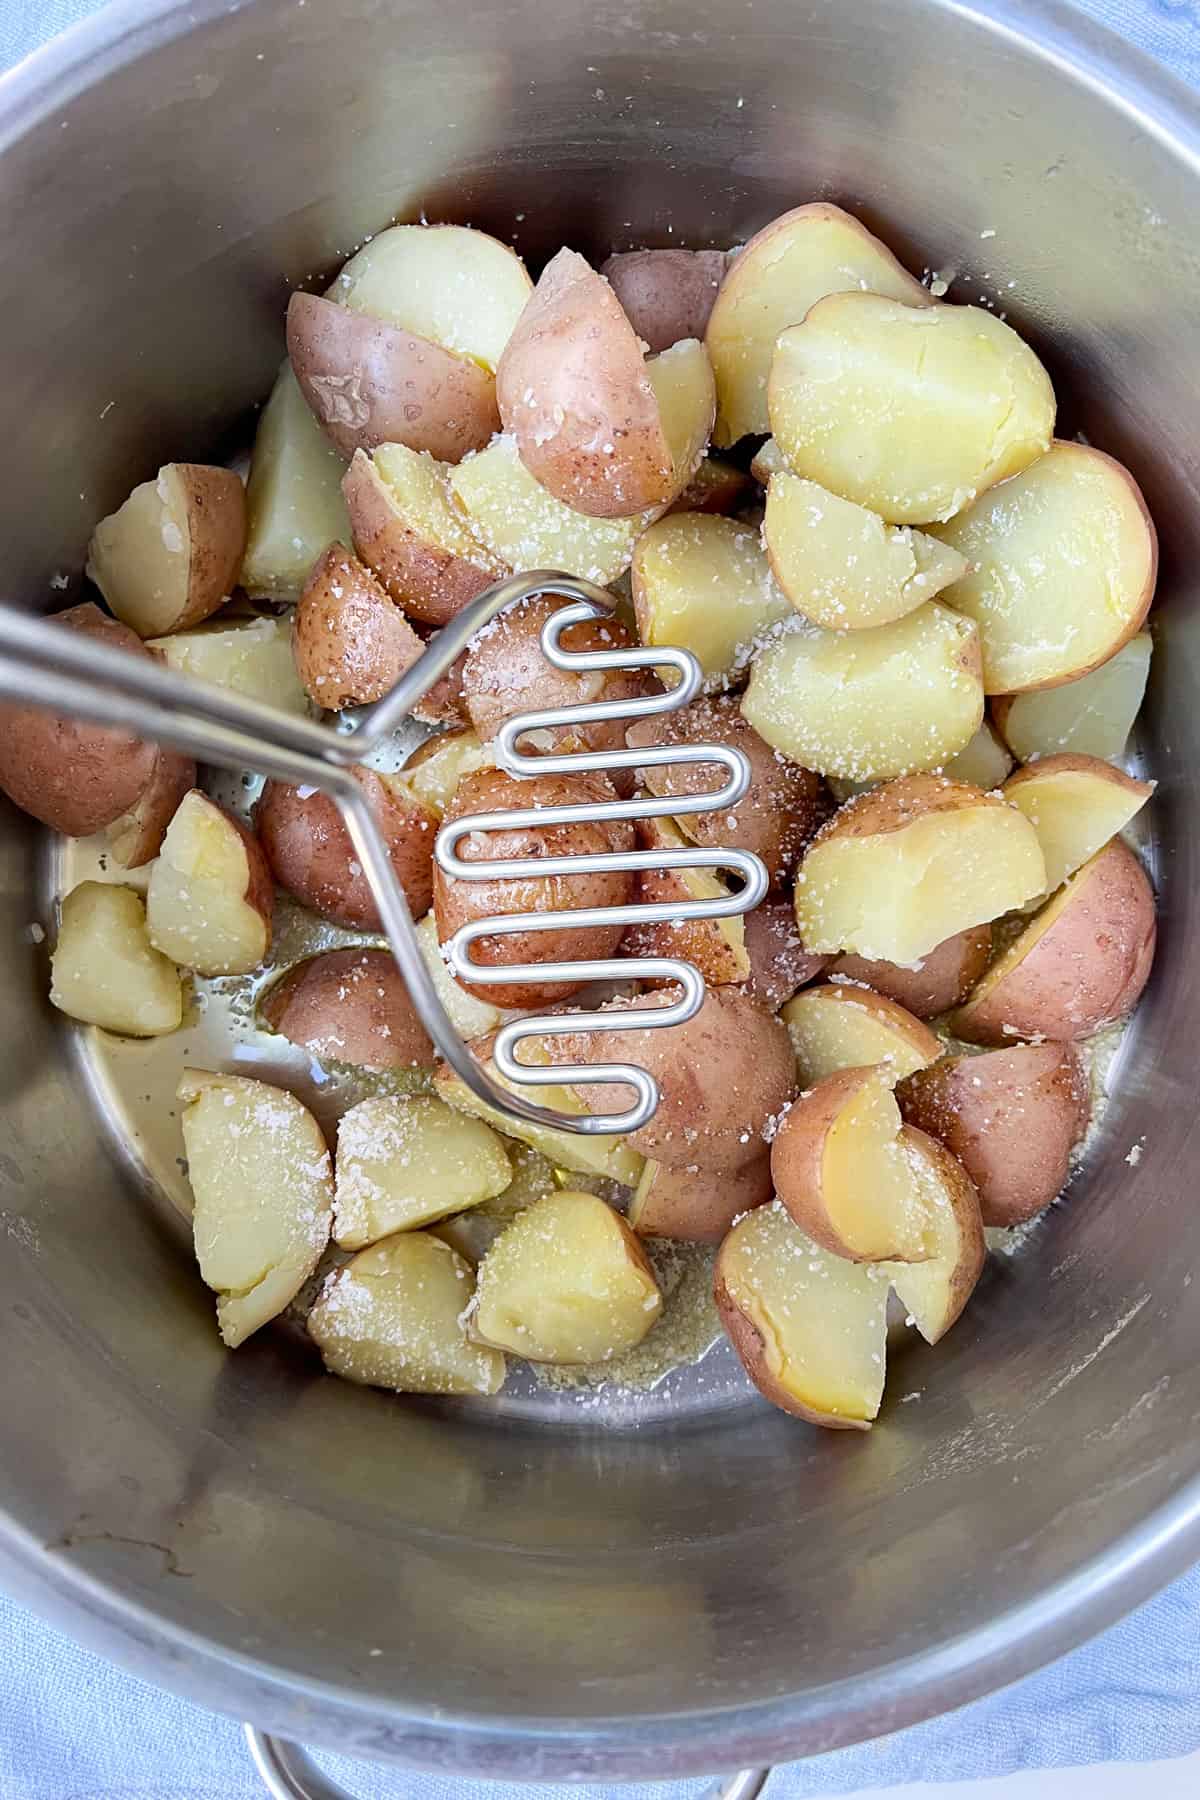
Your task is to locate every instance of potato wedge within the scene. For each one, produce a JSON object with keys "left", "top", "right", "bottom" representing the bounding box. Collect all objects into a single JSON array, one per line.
[
  {"left": 781, "top": 984, "right": 940, "bottom": 1085},
  {"left": 769, "top": 293, "right": 1055, "bottom": 523},
  {"left": 992, "top": 632, "right": 1152, "bottom": 764},
  {"left": 715, "top": 1201, "right": 889, "bottom": 1427},
  {"left": 879, "top": 1128, "right": 985, "bottom": 1344},
  {"left": 764, "top": 473, "right": 968, "bottom": 630},
  {"left": 949, "top": 838, "right": 1155, "bottom": 1045},
  {"left": 259, "top": 947, "right": 435, "bottom": 1072},
  {"left": 105, "top": 747, "right": 197, "bottom": 870},
  {"left": 409, "top": 644, "right": 471, "bottom": 727},
  {"left": 241, "top": 363, "right": 354, "bottom": 601},
  {"left": 705, "top": 203, "right": 931, "bottom": 446},
  {"left": 795, "top": 775, "right": 1045, "bottom": 964},
  {"left": 629, "top": 1153, "right": 772, "bottom": 1243},
  {"left": 146, "top": 790, "right": 273, "bottom": 976},
  {"left": 402, "top": 728, "right": 490, "bottom": 816},
  {"left": 631, "top": 513, "right": 791, "bottom": 686},
  {"left": 334, "top": 223, "right": 532, "bottom": 372},
  {"left": 334, "top": 1093, "right": 511, "bottom": 1246},
  {"left": 645, "top": 337, "right": 718, "bottom": 503},
  {"left": 149, "top": 611, "right": 311, "bottom": 717},
  {"left": 293, "top": 543, "right": 423, "bottom": 708},
  {"left": 256, "top": 768, "right": 436, "bottom": 930},
  {"left": 829, "top": 926, "right": 992, "bottom": 1019},
  {"left": 343, "top": 442, "right": 503, "bottom": 627},
  {"left": 287, "top": 290, "right": 499, "bottom": 462},
  {"left": 600, "top": 248, "right": 727, "bottom": 353},
  {"left": 740, "top": 602, "right": 983, "bottom": 781},
  {"left": 749, "top": 436, "right": 788, "bottom": 486},
  {"left": 308, "top": 1232, "right": 505, "bottom": 1395},
  {"left": 178, "top": 1069, "right": 333, "bottom": 1348},
  {"left": 939, "top": 719, "right": 1013, "bottom": 790},
  {"left": 413, "top": 911, "right": 503, "bottom": 1041},
  {"left": 50, "top": 882, "right": 184, "bottom": 1037},
  {"left": 669, "top": 455, "right": 754, "bottom": 517},
  {"left": 743, "top": 901, "right": 830, "bottom": 1010},
  {"left": 472, "top": 1189, "right": 661, "bottom": 1362},
  {"left": 1002, "top": 753, "right": 1153, "bottom": 900},
  {"left": 620, "top": 813, "right": 751, "bottom": 988},
  {"left": 87, "top": 462, "right": 246, "bottom": 637},
  {"left": 934, "top": 444, "right": 1156, "bottom": 692}
]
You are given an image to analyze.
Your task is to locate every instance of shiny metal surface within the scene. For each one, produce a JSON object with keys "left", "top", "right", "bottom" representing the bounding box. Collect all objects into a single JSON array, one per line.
[{"left": 0, "top": 0, "right": 1198, "bottom": 1783}]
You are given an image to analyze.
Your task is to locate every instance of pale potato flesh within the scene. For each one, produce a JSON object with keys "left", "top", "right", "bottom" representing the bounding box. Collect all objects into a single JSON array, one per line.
[
  {"left": 308, "top": 1232, "right": 506, "bottom": 1395},
  {"left": 371, "top": 437, "right": 504, "bottom": 574},
  {"left": 241, "top": 363, "right": 353, "bottom": 600},
  {"left": 994, "top": 632, "right": 1151, "bottom": 763},
  {"left": 472, "top": 1189, "right": 662, "bottom": 1363},
  {"left": 50, "top": 882, "right": 183, "bottom": 1037},
  {"left": 632, "top": 512, "right": 791, "bottom": 685},
  {"left": 149, "top": 613, "right": 310, "bottom": 717},
  {"left": 178, "top": 1069, "right": 333, "bottom": 1348},
  {"left": 146, "top": 791, "right": 270, "bottom": 976},
  {"left": 644, "top": 336, "right": 717, "bottom": 496},
  {"left": 781, "top": 984, "right": 940, "bottom": 1085},
  {"left": 750, "top": 436, "right": 788, "bottom": 485},
  {"left": 479, "top": 1141, "right": 558, "bottom": 1221},
  {"left": 414, "top": 912, "right": 503, "bottom": 1040},
  {"left": 622, "top": 814, "right": 750, "bottom": 986},
  {"left": 402, "top": 730, "right": 491, "bottom": 816},
  {"left": 334, "top": 223, "right": 532, "bottom": 371},
  {"left": 878, "top": 1127, "right": 986, "bottom": 1344},
  {"left": 769, "top": 294, "right": 1055, "bottom": 524},
  {"left": 435, "top": 1050, "right": 644, "bottom": 1186},
  {"left": 819, "top": 1075, "right": 932, "bottom": 1260},
  {"left": 334, "top": 1093, "right": 512, "bottom": 1247},
  {"left": 939, "top": 719, "right": 1013, "bottom": 789},
  {"left": 86, "top": 463, "right": 245, "bottom": 637},
  {"left": 740, "top": 602, "right": 983, "bottom": 781},
  {"left": 1003, "top": 756, "right": 1153, "bottom": 900}
]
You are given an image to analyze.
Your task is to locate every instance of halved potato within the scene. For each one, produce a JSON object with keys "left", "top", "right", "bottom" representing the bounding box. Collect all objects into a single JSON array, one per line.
[
  {"left": 715, "top": 1200, "right": 889, "bottom": 1427},
  {"left": 771, "top": 1066, "right": 933, "bottom": 1261},
  {"left": 334, "top": 223, "right": 532, "bottom": 371},
  {"left": 106, "top": 747, "right": 197, "bottom": 870},
  {"left": 992, "top": 632, "right": 1151, "bottom": 764},
  {"left": 146, "top": 790, "right": 273, "bottom": 976},
  {"left": 795, "top": 775, "right": 1045, "bottom": 964},
  {"left": 343, "top": 442, "right": 504, "bottom": 627},
  {"left": 259, "top": 947, "right": 436, "bottom": 1072},
  {"left": 620, "top": 813, "right": 752, "bottom": 988},
  {"left": 600, "top": 248, "right": 727, "bottom": 353},
  {"left": 410, "top": 644, "right": 471, "bottom": 727},
  {"left": 334, "top": 1093, "right": 512, "bottom": 1246},
  {"left": 471, "top": 1189, "right": 662, "bottom": 1362},
  {"left": 781, "top": 983, "right": 940, "bottom": 1086},
  {"left": 256, "top": 767, "right": 437, "bottom": 930},
  {"left": 293, "top": 543, "right": 423, "bottom": 708},
  {"left": 829, "top": 926, "right": 992, "bottom": 1019},
  {"left": 669, "top": 455, "right": 753, "bottom": 517},
  {"left": 769, "top": 293, "right": 1055, "bottom": 523},
  {"left": 149, "top": 611, "right": 311, "bottom": 717},
  {"left": 1002, "top": 753, "right": 1153, "bottom": 899},
  {"left": 764, "top": 473, "right": 968, "bottom": 630},
  {"left": 879, "top": 1128, "right": 986, "bottom": 1344},
  {"left": 87, "top": 462, "right": 246, "bottom": 637},
  {"left": 241, "top": 363, "right": 354, "bottom": 601},
  {"left": 949, "top": 838, "right": 1155, "bottom": 1045},
  {"left": 740, "top": 602, "right": 983, "bottom": 781},
  {"left": 308, "top": 1232, "right": 505, "bottom": 1395},
  {"left": 629, "top": 1152, "right": 772, "bottom": 1243},
  {"left": 178, "top": 1069, "right": 333, "bottom": 1348},
  {"left": 413, "top": 911, "right": 503, "bottom": 1040},
  {"left": 631, "top": 513, "right": 791, "bottom": 686},
  {"left": 705, "top": 203, "right": 931, "bottom": 446},
  {"left": 402, "top": 728, "right": 491, "bottom": 816},
  {"left": 934, "top": 444, "right": 1156, "bottom": 692},
  {"left": 743, "top": 901, "right": 830, "bottom": 1010},
  {"left": 50, "top": 882, "right": 184, "bottom": 1037},
  {"left": 940, "top": 719, "right": 1013, "bottom": 790}
]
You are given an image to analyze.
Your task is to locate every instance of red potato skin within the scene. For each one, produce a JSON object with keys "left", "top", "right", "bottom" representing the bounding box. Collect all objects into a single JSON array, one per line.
[
  {"left": 107, "top": 747, "right": 197, "bottom": 868},
  {"left": 342, "top": 449, "right": 501, "bottom": 628},
  {"left": 599, "top": 249, "right": 728, "bottom": 353},
  {"left": 410, "top": 642, "right": 471, "bottom": 725},
  {"left": 630, "top": 1153, "right": 772, "bottom": 1243},
  {"left": 743, "top": 900, "right": 831, "bottom": 1009},
  {"left": 713, "top": 1256, "right": 871, "bottom": 1430},
  {"left": 830, "top": 926, "right": 993, "bottom": 1019},
  {"left": 256, "top": 767, "right": 436, "bottom": 929},
  {"left": 260, "top": 947, "right": 435, "bottom": 1071},
  {"left": 293, "top": 543, "right": 424, "bottom": 708}
]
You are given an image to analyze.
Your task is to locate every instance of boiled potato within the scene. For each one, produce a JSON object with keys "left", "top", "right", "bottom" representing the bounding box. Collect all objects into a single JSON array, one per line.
[
  {"left": 795, "top": 775, "right": 1045, "bottom": 964},
  {"left": 740, "top": 603, "right": 983, "bottom": 781},
  {"left": 669, "top": 454, "right": 753, "bottom": 517},
  {"left": 1002, "top": 753, "right": 1153, "bottom": 900},
  {"left": 287, "top": 291, "right": 499, "bottom": 462},
  {"left": 87, "top": 463, "right": 246, "bottom": 637},
  {"left": 413, "top": 911, "right": 503, "bottom": 1040},
  {"left": 949, "top": 838, "right": 1155, "bottom": 1045},
  {"left": 715, "top": 1200, "right": 889, "bottom": 1427},
  {"left": 256, "top": 767, "right": 436, "bottom": 930},
  {"left": 432, "top": 767, "right": 635, "bottom": 1007},
  {"left": 259, "top": 947, "right": 436, "bottom": 1072},
  {"left": 631, "top": 513, "right": 791, "bottom": 686},
  {"left": 781, "top": 983, "right": 941, "bottom": 1085},
  {"left": 940, "top": 719, "right": 1013, "bottom": 790},
  {"left": 342, "top": 442, "right": 502, "bottom": 627},
  {"left": 333, "top": 223, "right": 532, "bottom": 372},
  {"left": 334, "top": 1093, "right": 511, "bottom": 1245},
  {"left": 879, "top": 1128, "right": 986, "bottom": 1344},
  {"left": 771, "top": 1067, "right": 934, "bottom": 1261},
  {"left": 293, "top": 543, "right": 423, "bottom": 708},
  {"left": 149, "top": 611, "right": 311, "bottom": 717},
  {"left": 749, "top": 436, "right": 788, "bottom": 485},
  {"left": 829, "top": 926, "right": 992, "bottom": 1019},
  {"left": 897, "top": 1042, "right": 1089, "bottom": 1226},
  {"left": 106, "top": 747, "right": 197, "bottom": 870},
  {"left": 628, "top": 1152, "right": 771, "bottom": 1244},
  {"left": 600, "top": 248, "right": 727, "bottom": 353},
  {"left": 478, "top": 1141, "right": 558, "bottom": 1222},
  {"left": 769, "top": 293, "right": 1055, "bottom": 523},
  {"left": 706, "top": 203, "right": 931, "bottom": 445},
  {"left": 764, "top": 474, "right": 968, "bottom": 630},
  {"left": 409, "top": 646, "right": 471, "bottom": 727},
  {"left": 402, "top": 728, "right": 491, "bottom": 816},
  {"left": 50, "top": 882, "right": 184, "bottom": 1037},
  {"left": 992, "top": 632, "right": 1151, "bottom": 764},
  {"left": 644, "top": 337, "right": 717, "bottom": 503},
  {"left": 620, "top": 813, "right": 751, "bottom": 988},
  {"left": 743, "top": 900, "right": 830, "bottom": 1010},
  {"left": 934, "top": 444, "right": 1156, "bottom": 692},
  {"left": 146, "top": 790, "right": 273, "bottom": 976},
  {"left": 241, "top": 364, "right": 354, "bottom": 601},
  {"left": 472, "top": 1190, "right": 661, "bottom": 1362},
  {"left": 0, "top": 604, "right": 158, "bottom": 836},
  {"left": 178, "top": 1069, "right": 333, "bottom": 1348},
  {"left": 308, "top": 1232, "right": 505, "bottom": 1395}
]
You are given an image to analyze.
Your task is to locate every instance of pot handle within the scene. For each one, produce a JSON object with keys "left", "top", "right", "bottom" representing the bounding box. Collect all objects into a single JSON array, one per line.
[{"left": 244, "top": 1724, "right": 771, "bottom": 1797}]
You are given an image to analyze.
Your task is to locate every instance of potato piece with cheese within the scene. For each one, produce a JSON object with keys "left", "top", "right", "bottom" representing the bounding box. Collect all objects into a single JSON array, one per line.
[
  {"left": 880, "top": 1129, "right": 986, "bottom": 1344},
  {"left": 87, "top": 463, "right": 246, "bottom": 637},
  {"left": 1002, "top": 753, "right": 1153, "bottom": 901},
  {"left": 781, "top": 984, "right": 940, "bottom": 1086},
  {"left": 146, "top": 790, "right": 273, "bottom": 976},
  {"left": 149, "top": 611, "right": 311, "bottom": 717},
  {"left": 992, "top": 632, "right": 1151, "bottom": 764},
  {"left": 50, "top": 882, "right": 184, "bottom": 1037},
  {"left": 632, "top": 513, "right": 791, "bottom": 686},
  {"left": 241, "top": 363, "right": 353, "bottom": 600},
  {"left": 334, "top": 1094, "right": 512, "bottom": 1246}
]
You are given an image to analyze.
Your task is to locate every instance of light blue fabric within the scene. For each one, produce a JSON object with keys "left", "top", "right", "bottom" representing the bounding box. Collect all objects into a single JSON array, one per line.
[{"left": 2, "top": 0, "right": 1200, "bottom": 1793}]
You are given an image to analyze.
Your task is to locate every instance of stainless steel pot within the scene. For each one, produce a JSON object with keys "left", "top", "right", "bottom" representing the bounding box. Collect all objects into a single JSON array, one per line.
[{"left": 1, "top": 0, "right": 1199, "bottom": 1784}]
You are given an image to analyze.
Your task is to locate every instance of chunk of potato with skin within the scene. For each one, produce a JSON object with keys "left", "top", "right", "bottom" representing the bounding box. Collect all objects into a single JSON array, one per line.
[
  {"left": 992, "top": 632, "right": 1152, "bottom": 764},
  {"left": 293, "top": 543, "right": 423, "bottom": 709},
  {"left": 764, "top": 473, "right": 968, "bottom": 631},
  {"left": 933, "top": 444, "right": 1156, "bottom": 693},
  {"left": 471, "top": 1190, "right": 662, "bottom": 1363},
  {"left": 259, "top": 947, "right": 435, "bottom": 1072},
  {"left": 86, "top": 463, "right": 246, "bottom": 638},
  {"left": 402, "top": 728, "right": 491, "bottom": 816},
  {"left": 413, "top": 911, "right": 503, "bottom": 1040},
  {"left": 333, "top": 223, "right": 532, "bottom": 372},
  {"left": 879, "top": 1128, "right": 986, "bottom": 1344},
  {"left": 343, "top": 442, "right": 504, "bottom": 627},
  {"left": 740, "top": 603, "right": 984, "bottom": 782},
  {"left": 308, "top": 1231, "right": 505, "bottom": 1395},
  {"left": 743, "top": 900, "right": 830, "bottom": 1010},
  {"left": 149, "top": 611, "right": 311, "bottom": 718},
  {"left": 600, "top": 248, "right": 728, "bottom": 354},
  {"left": 241, "top": 364, "right": 353, "bottom": 601},
  {"left": 106, "top": 746, "right": 197, "bottom": 870},
  {"left": 669, "top": 456, "right": 753, "bottom": 518},
  {"left": 146, "top": 790, "right": 273, "bottom": 976},
  {"left": 334, "top": 1093, "right": 512, "bottom": 1246},
  {"left": 706, "top": 203, "right": 932, "bottom": 446},
  {"left": 781, "top": 984, "right": 940, "bottom": 1087},
  {"left": 795, "top": 775, "right": 1045, "bottom": 965},
  {"left": 629, "top": 1152, "right": 772, "bottom": 1244},
  {"left": 432, "top": 767, "right": 635, "bottom": 1007},
  {"left": 939, "top": 719, "right": 1013, "bottom": 790},
  {"left": 771, "top": 1067, "right": 934, "bottom": 1262},
  {"left": 286, "top": 291, "right": 500, "bottom": 463},
  {"left": 409, "top": 642, "right": 471, "bottom": 726},
  {"left": 632, "top": 513, "right": 792, "bottom": 687},
  {"left": 178, "top": 1069, "right": 333, "bottom": 1348},
  {"left": 256, "top": 768, "right": 436, "bottom": 930},
  {"left": 50, "top": 882, "right": 184, "bottom": 1037},
  {"left": 1002, "top": 753, "right": 1153, "bottom": 901},
  {"left": 769, "top": 293, "right": 1055, "bottom": 524},
  {"left": 829, "top": 926, "right": 992, "bottom": 1020},
  {"left": 715, "top": 1200, "right": 890, "bottom": 1427},
  {"left": 949, "top": 838, "right": 1155, "bottom": 1046},
  {"left": 620, "top": 813, "right": 751, "bottom": 988},
  {"left": 0, "top": 604, "right": 159, "bottom": 836}
]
